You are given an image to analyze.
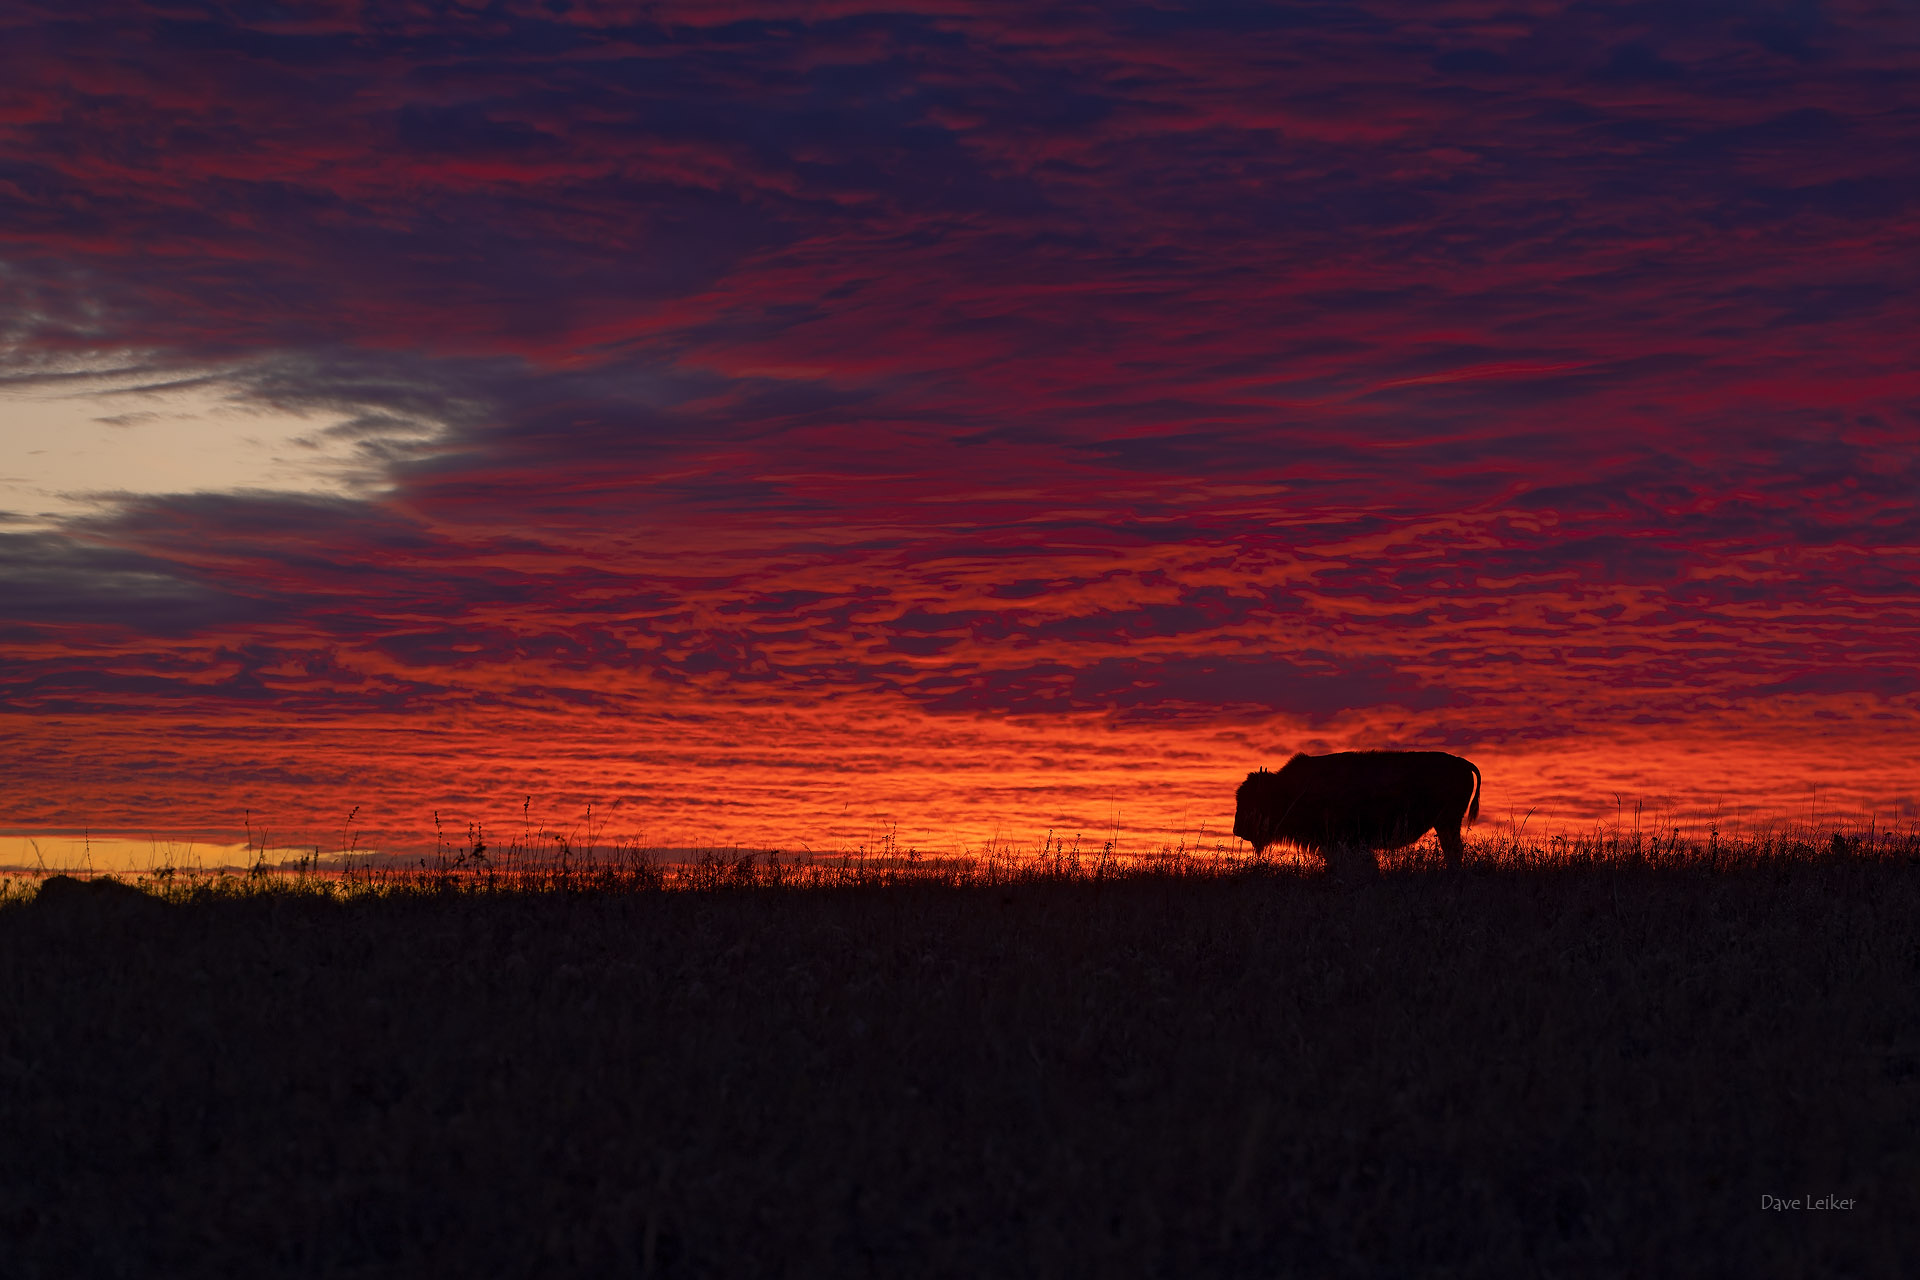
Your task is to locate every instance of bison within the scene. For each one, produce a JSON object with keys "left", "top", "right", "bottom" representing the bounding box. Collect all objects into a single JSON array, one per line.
[{"left": 1233, "top": 750, "right": 1481, "bottom": 874}]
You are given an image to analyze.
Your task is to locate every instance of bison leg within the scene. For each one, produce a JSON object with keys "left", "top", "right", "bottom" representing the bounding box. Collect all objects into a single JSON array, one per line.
[{"left": 1436, "top": 820, "right": 1464, "bottom": 870}]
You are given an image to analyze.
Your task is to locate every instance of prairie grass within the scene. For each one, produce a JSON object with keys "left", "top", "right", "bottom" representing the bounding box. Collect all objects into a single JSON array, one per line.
[{"left": 1, "top": 826, "right": 1915, "bottom": 1277}]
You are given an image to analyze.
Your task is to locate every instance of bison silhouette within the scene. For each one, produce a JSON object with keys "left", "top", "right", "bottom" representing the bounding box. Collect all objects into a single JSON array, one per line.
[{"left": 1234, "top": 750, "right": 1481, "bottom": 874}]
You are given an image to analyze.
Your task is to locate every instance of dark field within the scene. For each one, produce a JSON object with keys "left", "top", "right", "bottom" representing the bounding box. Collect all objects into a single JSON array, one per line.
[{"left": 2, "top": 839, "right": 1917, "bottom": 1278}]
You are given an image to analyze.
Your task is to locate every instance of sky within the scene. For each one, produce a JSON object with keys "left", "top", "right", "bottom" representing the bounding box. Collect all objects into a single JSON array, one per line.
[{"left": 3, "top": 0, "right": 1918, "bottom": 867}]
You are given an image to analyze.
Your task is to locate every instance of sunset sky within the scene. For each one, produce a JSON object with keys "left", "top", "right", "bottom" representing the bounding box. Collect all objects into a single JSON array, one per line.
[{"left": 4, "top": 1, "right": 1918, "bottom": 867}]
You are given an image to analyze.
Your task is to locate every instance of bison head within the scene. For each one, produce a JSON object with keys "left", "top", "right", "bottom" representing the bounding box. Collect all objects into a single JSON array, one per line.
[{"left": 1233, "top": 756, "right": 1310, "bottom": 854}]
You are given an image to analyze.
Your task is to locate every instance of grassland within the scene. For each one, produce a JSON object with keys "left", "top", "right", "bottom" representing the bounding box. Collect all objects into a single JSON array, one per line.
[{"left": 1, "top": 829, "right": 1915, "bottom": 1278}]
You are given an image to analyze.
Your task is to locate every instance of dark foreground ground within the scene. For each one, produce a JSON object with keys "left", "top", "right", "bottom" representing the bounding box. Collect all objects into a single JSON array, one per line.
[{"left": 2, "top": 854, "right": 1916, "bottom": 1278}]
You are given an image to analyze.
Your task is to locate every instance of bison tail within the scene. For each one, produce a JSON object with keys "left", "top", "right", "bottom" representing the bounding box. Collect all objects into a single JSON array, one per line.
[{"left": 1467, "top": 760, "right": 1481, "bottom": 825}]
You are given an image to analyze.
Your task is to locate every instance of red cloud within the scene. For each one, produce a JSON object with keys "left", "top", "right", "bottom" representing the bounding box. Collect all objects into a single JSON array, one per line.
[{"left": 4, "top": 1, "right": 1918, "bottom": 856}]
